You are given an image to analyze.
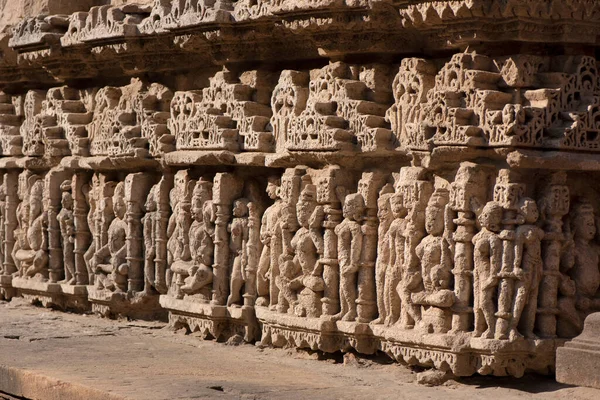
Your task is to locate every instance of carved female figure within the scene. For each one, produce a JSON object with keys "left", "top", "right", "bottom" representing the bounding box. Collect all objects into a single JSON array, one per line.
[
  {"left": 142, "top": 185, "right": 158, "bottom": 295},
  {"left": 372, "top": 185, "right": 394, "bottom": 324},
  {"left": 384, "top": 192, "right": 408, "bottom": 326},
  {"left": 334, "top": 193, "right": 364, "bottom": 322},
  {"left": 256, "top": 177, "right": 283, "bottom": 307},
  {"left": 472, "top": 201, "right": 503, "bottom": 339},
  {"left": 57, "top": 180, "right": 76, "bottom": 284},
  {"left": 510, "top": 198, "right": 544, "bottom": 340},
  {"left": 83, "top": 175, "right": 100, "bottom": 285},
  {"left": 227, "top": 198, "right": 250, "bottom": 307}
]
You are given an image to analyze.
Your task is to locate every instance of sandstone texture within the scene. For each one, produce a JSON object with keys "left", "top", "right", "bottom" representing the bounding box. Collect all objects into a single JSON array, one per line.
[{"left": 0, "top": 0, "right": 600, "bottom": 394}]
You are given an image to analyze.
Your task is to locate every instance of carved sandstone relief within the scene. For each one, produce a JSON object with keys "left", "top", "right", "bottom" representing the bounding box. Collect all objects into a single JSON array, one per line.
[
  {"left": 170, "top": 69, "right": 274, "bottom": 153},
  {"left": 3, "top": 41, "right": 600, "bottom": 379},
  {"left": 390, "top": 53, "right": 600, "bottom": 152},
  {"left": 88, "top": 79, "right": 172, "bottom": 158},
  {"left": 272, "top": 62, "right": 394, "bottom": 152}
]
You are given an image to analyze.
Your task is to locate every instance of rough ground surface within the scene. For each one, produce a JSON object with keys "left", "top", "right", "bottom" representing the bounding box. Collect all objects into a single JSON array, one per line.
[{"left": 0, "top": 299, "right": 599, "bottom": 400}]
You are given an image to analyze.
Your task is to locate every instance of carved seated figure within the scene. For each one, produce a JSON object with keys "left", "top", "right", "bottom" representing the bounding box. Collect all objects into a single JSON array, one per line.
[
  {"left": 14, "top": 176, "right": 49, "bottom": 279},
  {"left": 172, "top": 182, "right": 215, "bottom": 301},
  {"left": 91, "top": 182, "right": 128, "bottom": 292},
  {"left": 412, "top": 191, "right": 454, "bottom": 334},
  {"left": 275, "top": 256, "right": 303, "bottom": 314},
  {"left": 290, "top": 184, "right": 325, "bottom": 318},
  {"left": 558, "top": 202, "right": 600, "bottom": 337}
]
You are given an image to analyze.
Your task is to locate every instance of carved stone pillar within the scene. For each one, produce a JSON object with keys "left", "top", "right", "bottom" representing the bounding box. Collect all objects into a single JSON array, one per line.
[
  {"left": 3, "top": 171, "right": 18, "bottom": 277},
  {"left": 154, "top": 174, "right": 173, "bottom": 293},
  {"left": 244, "top": 202, "right": 260, "bottom": 307},
  {"left": 72, "top": 173, "right": 91, "bottom": 285},
  {"left": 397, "top": 166, "right": 433, "bottom": 328},
  {"left": 357, "top": 171, "right": 386, "bottom": 323},
  {"left": 537, "top": 172, "right": 569, "bottom": 337},
  {"left": 125, "top": 173, "right": 152, "bottom": 293},
  {"left": 211, "top": 173, "right": 243, "bottom": 306},
  {"left": 315, "top": 166, "right": 353, "bottom": 317},
  {"left": 493, "top": 169, "right": 525, "bottom": 340},
  {"left": 448, "top": 163, "right": 488, "bottom": 332}
]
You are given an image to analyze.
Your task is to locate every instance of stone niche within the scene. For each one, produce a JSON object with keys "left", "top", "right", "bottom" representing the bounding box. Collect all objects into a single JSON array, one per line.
[{"left": 4, "top": 0, "right": 600, "bottom": 382}]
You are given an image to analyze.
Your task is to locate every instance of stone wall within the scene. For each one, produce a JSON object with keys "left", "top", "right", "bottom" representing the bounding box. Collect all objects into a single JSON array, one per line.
[{"left": 1, "top": 0, "right": 600, "bottom": 379}]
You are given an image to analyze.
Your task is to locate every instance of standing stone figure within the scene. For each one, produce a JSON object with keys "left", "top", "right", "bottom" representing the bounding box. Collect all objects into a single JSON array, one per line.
[
  {"left": 227, "top": 198, "right": 251, "bottom": 307},
  {"left": 142, "top": 185, "right": 158, "bottom": 295},
  {"left": 83, "top": 175, "right": 99, "bottom": 285},
  {"left": 57, "top": 180, "right": 76, "bottom": 285},
  {"left": 334, "top": 193, "right": 365, "bottom": 322},
  {"left": 472, "top": 201, "right": 503, "bottom": 339},
  {"left": 510, "top": 198, "right": 544, "bottom": 340},
  {"left": 372, "top": 184, "right": 394, "bottom": 324},
  {"left": 384, "top": 192, "right": 408, "bottom": 326},
  {"left": 256, "top": 177, "right": 283, "bottom": 307}
]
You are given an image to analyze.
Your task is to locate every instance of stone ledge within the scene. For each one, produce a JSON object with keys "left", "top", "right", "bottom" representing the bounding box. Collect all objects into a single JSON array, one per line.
[
  {"left": 0, "top": 365, "right": 124, "bottom": 400},
  {"left": 556, "top": 313, "right": 600, "bottom": 389}
]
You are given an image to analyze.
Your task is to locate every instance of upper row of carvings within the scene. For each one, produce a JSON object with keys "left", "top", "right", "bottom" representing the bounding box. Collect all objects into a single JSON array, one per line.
[
  {"left": 7, "top": 0, "right": 600, "bottom": 50},
  {"left": 1, "top": 53, "right": 600, "bottom": 158}
]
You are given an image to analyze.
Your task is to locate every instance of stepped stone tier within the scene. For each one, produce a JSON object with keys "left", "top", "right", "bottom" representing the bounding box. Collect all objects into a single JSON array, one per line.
[{"left": 2, "top": 0, "right": 600, "bottom": 381}]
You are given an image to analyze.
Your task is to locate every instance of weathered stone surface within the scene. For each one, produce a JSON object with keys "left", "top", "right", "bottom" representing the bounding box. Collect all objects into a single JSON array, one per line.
[
  {"left": 2, "top": 0, "right": 600, "bottom": 390},
  {"left": 556, "top": 313, "right": 600, "bottom": 389}
]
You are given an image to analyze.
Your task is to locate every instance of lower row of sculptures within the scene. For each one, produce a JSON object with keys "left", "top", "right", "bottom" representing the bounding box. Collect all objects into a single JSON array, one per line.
[{"left": 0, "top": 162, "right": 595, "bottom": 378}]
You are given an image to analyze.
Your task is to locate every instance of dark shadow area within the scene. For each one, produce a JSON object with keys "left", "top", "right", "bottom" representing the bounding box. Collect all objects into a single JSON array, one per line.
[{"left": 458, "top": 372, "right": 576, "bottom": 394}]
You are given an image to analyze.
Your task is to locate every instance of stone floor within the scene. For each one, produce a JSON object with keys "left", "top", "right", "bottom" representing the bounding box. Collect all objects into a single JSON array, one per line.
[{"left": 0, "top": 299, "right": 599, "bottom": 400}]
